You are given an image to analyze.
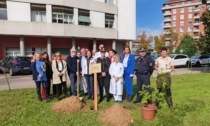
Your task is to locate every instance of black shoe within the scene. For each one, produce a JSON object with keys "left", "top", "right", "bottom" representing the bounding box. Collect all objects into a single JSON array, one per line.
[
  {"left": 38, "top": 97, "right": 43, "bottom": 102},
  {"left": 98, "top": 99, "right": 103, "bottom": 103},
  {"left": 127, "top": 95, "right": 132, "bottom": 102},
  {"left": 106, "top": 99, "right": 110, "bottom": 102},
  {"left": 57, "top": 97, "right": 62, "bottom": 101},
  {"left": 88, "top": 96, "right": 91, "bottom": 99},
  {"left": 133, "top": 100, "right": 140, "bottom": 104}
]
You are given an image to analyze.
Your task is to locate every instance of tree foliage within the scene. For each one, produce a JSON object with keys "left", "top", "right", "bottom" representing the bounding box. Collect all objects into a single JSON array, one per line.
[
  {"left": 138, "top": 31, "right": 153, "bottom": 50},
  {"left": 199, "top": 11, "right": 210, "bottom": 54},
  {"left": 154, "top": 28, "right": 178, "bottom": 53},
  {"left": 176, "top": 33, "right": 196, "bottom": 57}
]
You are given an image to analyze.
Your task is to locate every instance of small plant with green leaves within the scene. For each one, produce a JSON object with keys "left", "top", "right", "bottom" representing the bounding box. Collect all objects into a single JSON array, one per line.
[{"left": 139, "top": 85, "right": 165, "bottom": 106}]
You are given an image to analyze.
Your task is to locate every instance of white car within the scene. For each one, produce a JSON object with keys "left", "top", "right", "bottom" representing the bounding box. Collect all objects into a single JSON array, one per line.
[
  {"left": 169, "top": 54, "right": 189, "bottom": 67},
  {"left": 187, "top": 55, "right": 210, "bottom": 67}
]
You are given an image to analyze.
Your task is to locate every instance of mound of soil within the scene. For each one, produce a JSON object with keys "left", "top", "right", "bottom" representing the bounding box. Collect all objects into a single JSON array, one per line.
[
  {"left": 99, "top": 104, "right": 134, "bottom": 126},
  {"left": 52, "top": 96, "right": 84, "bottom": 114}
]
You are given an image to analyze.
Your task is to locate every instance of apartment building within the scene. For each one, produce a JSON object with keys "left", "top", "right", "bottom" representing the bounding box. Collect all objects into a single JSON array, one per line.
[
  {"left": 0, "top": 0, "right": 136, "bottom": 60},
  {"left": 162, "top": 0, "right": 210, "bottom": 44}
]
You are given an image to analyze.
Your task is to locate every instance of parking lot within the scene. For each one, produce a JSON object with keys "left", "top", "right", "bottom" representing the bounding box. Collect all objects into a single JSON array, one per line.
[{"left": 0, "top": 67, "right": 209, "bottom": 91}]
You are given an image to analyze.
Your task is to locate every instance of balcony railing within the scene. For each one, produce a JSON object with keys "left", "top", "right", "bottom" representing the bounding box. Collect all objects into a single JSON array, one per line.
[
  {"left": 193, "top": 22, "right": 200, "bottom": 26},
  {"left": 164, "top": 18, "right": 171, "bottom": 22},
  {"left": 194, "top": 15, "right": 200, "bottom": 19},
  {"left": 163, "top": 25, "right": 172, "bottom": 28},
  {"left": 193, "top": 29, "right": 199, "bottom": 32}
]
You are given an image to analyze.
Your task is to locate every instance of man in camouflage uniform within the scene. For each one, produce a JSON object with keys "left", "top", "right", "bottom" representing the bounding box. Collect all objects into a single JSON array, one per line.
[{"left": 154, "top": 47, "right": 175, "bottom": 109}]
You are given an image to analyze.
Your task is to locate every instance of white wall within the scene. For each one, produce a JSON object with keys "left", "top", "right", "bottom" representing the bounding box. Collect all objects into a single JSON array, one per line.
[
  {"left": 73, "top": 8, "right": 78, "bottom": 25},
  {"left": 7, "top": 1, "right": 31, "bottom": 22},
  {"left": 117, "top": 0, "right": 136, "bottom": 40},
  {"left": 90, "top": 11, "right": 105, "bottom": 28}
]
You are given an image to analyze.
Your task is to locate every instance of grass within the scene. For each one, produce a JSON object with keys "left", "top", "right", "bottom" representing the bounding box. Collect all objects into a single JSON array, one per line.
[{"left": 0, "top": 73, "right": 210, "bottom": 126}]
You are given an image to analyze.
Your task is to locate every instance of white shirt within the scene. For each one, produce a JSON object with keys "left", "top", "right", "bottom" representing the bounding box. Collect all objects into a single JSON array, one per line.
[
  {"left": 123, "top": 54, "right": 129, "bottom": 68},
  {"left": 95, "top": 51, "right": 109, "bottom": 59},
  {"left": 58, "top": 62, "right": 63, "bottom": 71}
]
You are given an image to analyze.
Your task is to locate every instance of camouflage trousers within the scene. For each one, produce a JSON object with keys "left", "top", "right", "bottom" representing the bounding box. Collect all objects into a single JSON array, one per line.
[{"left": 156, "top": 73, "right": 171, "bottom": 89}]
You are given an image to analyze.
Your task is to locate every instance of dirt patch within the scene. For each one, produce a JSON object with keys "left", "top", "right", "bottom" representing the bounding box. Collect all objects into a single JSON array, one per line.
[
  {"left": 99, "top": 104, "right": 134, "bottom": 126},
  {"left": 52, "top": 96, "right": 84, "bottom": 114}
]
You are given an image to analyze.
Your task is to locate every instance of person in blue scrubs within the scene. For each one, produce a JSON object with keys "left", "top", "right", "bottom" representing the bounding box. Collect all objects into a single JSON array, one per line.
[{"left": 122, "top": 46, "right": 135, "bottom": 102}]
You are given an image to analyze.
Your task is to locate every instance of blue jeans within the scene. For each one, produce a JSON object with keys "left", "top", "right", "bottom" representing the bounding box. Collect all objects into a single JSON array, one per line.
[
  {"left": 85, "top": 74, "right": 93, "bottom": 98},
  {"left": 70, "top": 73, "right": 77, "bottom": 96},
  {"left": 35, "top": 81, "right": 48, "bottom": 99}
]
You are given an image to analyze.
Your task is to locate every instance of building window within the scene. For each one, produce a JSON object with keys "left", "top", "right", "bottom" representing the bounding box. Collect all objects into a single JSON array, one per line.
[
  {"left": 5, "top": 48, "right": 20, "bottom": 56},
  {"left": 188, "top": 14, "right": 192, "bottom": 19},
  {"left": 105, "top": 0, "right": 114, "bottom": 4},
  {"left": 180, "top": 15, "right": 184, "bottom": 20},
  {"left": 172, "top": 9, "right": 176, "bottom": 14},
  {"left": 0, "top": 0, "right": 7, "bottom": 20},
  {"left": 31, "top": 4, "right": 46, "bottom": 22},
  {"left": 26, "top": 48, "right": 46, "bottom": 56},
  {"left": 172, "top": 22, "right": 176, "bottom": 26},
  {"left": 188, "top": 20, "right": 192, "bottom": 26},
  {"left": 78, "top": 9, "right": 91, "bottom": 26},
  {"left": 52, "top": 6, "right": 74, "bottom": 24},
  {"left": 173, "top": 15, "right": 176, "bottom": 20},
  {"left": 52, "top": 48, "right": 69, "bottom": 56},
  {"left": 180, "top": 21, "right": 184, "bottom": 26},
  {"left": 188, "top": 7, "right": 192, "bottom": 12},
  {"left": 180, "top": 27, "right": 184, "bottom": 32},
  {"left": 188, "top": 27, "right": 192, "bottom": 32},
  {"left": 180, "top": 8, "right": 184, "bottom": 13},
  {"left": 105, "top": 14, "right": 114, "bottom": 28}
]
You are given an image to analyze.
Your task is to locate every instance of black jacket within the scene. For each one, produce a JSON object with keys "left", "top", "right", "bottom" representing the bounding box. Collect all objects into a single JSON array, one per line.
[
  {"left": 66, "top": 55, "right": 78, "bottom": 74},
  {"left": 97, "top": 57, "right": 110, "bottom": 76}
]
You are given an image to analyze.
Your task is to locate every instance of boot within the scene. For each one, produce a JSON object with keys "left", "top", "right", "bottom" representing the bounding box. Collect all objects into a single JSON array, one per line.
[{"left": 167, "top": 97, "right": 173, "bottom": 110}]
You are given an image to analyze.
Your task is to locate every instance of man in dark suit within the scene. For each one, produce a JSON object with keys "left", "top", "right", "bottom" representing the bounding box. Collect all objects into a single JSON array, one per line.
[
  {"left": 97, "top": 49, "right": 110, "bottom": 103},
  {"left": 66, "top": 48, "right": 78, "bottom": 96}
]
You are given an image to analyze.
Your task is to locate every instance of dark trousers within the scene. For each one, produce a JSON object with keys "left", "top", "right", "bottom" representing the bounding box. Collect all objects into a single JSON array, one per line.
[
  {"left": 85, "top": 74, "right": 93, "bottom": 98},
  {"left": 46, "top": 79, "right": 51, "bottom": 97},
  {"left": 70, "top": 73, "right": 77, "bottom": 96},
  {"left": 35, "top": 81, "right": 48, "bottom": 99},
  {"left": 98, "top": 75, "right": 110, "bottom": 100},
  {"left": 136, "top": 74, "right": 151, "bottom": 101},
  {"left": 52, "top": 84, "right": 56, "bottom": 95},
  {"left": 55, "top": 82, "right": 67, "bottom": 99}
]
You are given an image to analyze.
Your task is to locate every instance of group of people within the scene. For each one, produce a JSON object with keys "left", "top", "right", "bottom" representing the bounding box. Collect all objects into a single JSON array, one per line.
[{"left": 31, "top": 44, "right": 174, "bottom": 109}]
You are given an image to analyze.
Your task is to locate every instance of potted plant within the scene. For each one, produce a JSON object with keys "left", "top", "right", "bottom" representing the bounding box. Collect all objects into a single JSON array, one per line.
[{"left": 139, "top": 85, "right": 164, "bottom": 120}]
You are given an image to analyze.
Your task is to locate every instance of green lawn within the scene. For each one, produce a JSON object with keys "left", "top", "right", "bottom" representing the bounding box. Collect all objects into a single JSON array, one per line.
[{"left": 1, "top": 73, "right": 210, "bottom": 126}]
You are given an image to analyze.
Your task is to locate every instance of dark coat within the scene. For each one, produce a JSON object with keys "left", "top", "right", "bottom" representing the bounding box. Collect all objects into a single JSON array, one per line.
[
  {"left": 97, "top": 57, "right": 110, "bottom": 76},
  {"left": 31, "top": 61, "right": 38, "bottom": 81},
  {"left": 66, "top": 55, "right": 78, "bottom": 74}
]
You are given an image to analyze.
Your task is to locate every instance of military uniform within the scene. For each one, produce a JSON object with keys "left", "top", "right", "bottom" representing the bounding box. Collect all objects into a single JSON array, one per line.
[
  {"left": 133, "top": 51, "right": 153, "bottom": 103},
  {"left": 155, "top": 56, "right": 174, "bottom": 109},
  {"left": 97, "top": 52, "right": 111, "bottom": 102}
]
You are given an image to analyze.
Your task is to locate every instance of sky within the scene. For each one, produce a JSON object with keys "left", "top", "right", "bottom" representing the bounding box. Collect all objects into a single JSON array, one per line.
[{"left": 136, "top": 0, "right": 168, "bottom": 38}]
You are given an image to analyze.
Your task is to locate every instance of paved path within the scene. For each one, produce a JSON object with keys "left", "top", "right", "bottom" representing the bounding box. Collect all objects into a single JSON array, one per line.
[{"left": 0, "top": 67, "right": 209, "bottom": 91}]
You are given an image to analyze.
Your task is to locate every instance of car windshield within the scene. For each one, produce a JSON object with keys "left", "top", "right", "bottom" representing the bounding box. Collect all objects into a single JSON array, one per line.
[
  {"left": 169, "top": 55, "right": 176, "bottom": 58},
  {"left": 191, "top": 55, "right": 200, "bottom": 59},
  {"left": 16, "top": 57, "right": 31, "bottom": 61}
]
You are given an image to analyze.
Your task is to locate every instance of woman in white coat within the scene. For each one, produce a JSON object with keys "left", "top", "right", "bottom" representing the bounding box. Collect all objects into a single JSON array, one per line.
[{"left": 109, "top": 54, "right": 124, "bottom": 103}]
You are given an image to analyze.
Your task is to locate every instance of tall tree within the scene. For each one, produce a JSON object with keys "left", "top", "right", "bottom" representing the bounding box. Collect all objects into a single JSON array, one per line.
[
  {"left": 138, "top": 32, "right": 153, "bottom": 50},
  {"left": 176, "top": 33, "right": 196, "bottom": 57},
  {"left": 199, "top": 11, "right": 210, "bottom": 54},
  {"left": 164, "top": 28, "right": 179, "bottom": 53},
  {"left": 154, "top": 35, "right": 165, "bottom": 53}
]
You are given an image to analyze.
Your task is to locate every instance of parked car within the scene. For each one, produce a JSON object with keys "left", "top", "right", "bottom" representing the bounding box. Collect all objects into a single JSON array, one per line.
[
  {"left": 169, "top": 54, "right": 189, "bottom": 67},
  {"left": 0, "top": 56, "right": 32, "bottom": 76},
  {"left": 186, "top": 55, "right": 210, "bottom": 67}
]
